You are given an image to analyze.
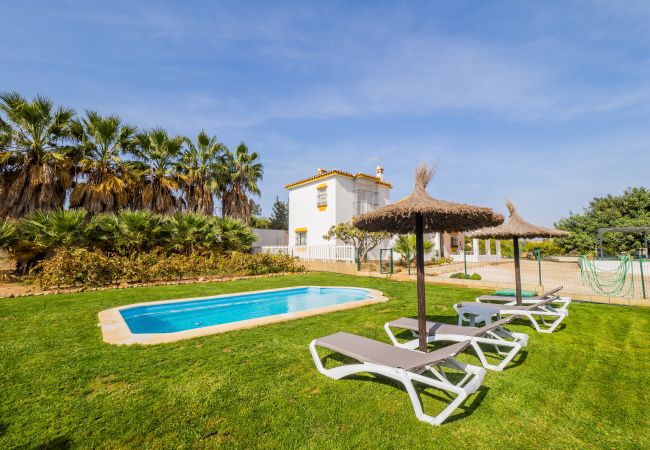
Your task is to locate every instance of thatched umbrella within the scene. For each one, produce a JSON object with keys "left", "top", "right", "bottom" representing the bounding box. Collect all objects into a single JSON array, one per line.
[
  {"left": 355, "top": 164, "right": 504, "bottom": 352},
  {"left": 471, "top": 200, "right": 569, "bottom": 305}
]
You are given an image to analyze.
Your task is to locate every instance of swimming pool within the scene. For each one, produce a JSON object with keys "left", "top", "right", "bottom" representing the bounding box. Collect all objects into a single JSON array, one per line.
[{"left": 98, "top": 286, "right": 387, "bottom": 345}]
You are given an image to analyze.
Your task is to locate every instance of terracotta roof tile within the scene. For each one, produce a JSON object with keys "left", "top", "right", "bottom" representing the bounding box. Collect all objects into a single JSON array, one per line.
[{"left": 285, "top": 170, "right": 392, "bottom": 189}]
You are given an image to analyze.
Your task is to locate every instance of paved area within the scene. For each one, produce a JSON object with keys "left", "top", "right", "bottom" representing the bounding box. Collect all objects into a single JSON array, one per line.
[{"left": 426, "top": 258, "right": 649, "bottom": 299}]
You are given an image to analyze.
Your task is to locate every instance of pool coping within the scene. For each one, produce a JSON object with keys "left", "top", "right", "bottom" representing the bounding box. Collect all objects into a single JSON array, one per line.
[{"left": 97, "top": 285, "right": 388, "bottom": 345}]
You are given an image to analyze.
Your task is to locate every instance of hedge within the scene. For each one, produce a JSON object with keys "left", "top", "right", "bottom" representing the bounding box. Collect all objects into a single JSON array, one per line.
[{"left": 34, "top": 250, "right": 305, "bottom": 289}]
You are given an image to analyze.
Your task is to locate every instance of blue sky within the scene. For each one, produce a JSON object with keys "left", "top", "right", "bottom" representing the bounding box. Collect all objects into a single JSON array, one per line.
[{"left": 2, "top": 0, "right": 649, "bottom": 225}]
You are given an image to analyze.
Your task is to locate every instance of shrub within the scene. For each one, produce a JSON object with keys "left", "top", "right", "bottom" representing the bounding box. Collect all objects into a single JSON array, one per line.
[
  {"left": 523, "top": 240, "right": 564, "bottom": 257},
  {"left": 450, "top": 272, "right": 481, "bottom": 280},
  {"left": 33, "top": 249, "right": 123, "bottom": 288},
  {"left": 0, "top": 219, "right": 18, "bottom": 250},
  {"left": 431, "top": 256, "right": 454, "bottom": 265},
  {"left": 392, "top": 234, "right": 433, "bottom": 264},
  {"left": 33, "top": 250, "right": 305, "bottom": 289}
]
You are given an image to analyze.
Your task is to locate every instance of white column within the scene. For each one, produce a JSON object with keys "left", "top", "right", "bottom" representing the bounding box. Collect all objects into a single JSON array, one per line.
[
  {"left": 496, "top": 240, "right": 502, "bottom": 256},
  {"left": 473, "top": 238, "right": 479, "bottom": 256},
  {"left": 485, "top": 239, "right": 491, "bottom": 255}
]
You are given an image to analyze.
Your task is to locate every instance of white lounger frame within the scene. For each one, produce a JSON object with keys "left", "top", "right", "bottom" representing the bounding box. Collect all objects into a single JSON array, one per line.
[
  {"left": 384, "top": 323, "right": 528, "bottom": 371},
  {"left": 309, "top": 340, "right": 486, "bottom": 426},
  {"left": 476, "top": 295, "right": 572, "bottom": 315},
  {"left": 454, "top": 304, "right": 567, "bottom": 334}
]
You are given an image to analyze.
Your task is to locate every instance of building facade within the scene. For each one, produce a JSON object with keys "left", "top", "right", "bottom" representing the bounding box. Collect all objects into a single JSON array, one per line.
[
  {"left": 286, "top": 167, "right": 391, "bottom": 248},
  {"left": 280, "top": 167, "right": 503, "bottom": 262}
]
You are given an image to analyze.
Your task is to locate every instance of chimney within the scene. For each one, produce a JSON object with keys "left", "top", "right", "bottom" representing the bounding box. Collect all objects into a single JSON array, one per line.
[
  {"left": 316, "top": 168, "right": 327, "bottom": 175},
  {"left": 375, "top": 165, "right": 384, "bottom": 180}
]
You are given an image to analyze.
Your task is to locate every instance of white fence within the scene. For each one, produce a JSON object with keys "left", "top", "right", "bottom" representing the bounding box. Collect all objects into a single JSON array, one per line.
[{"left": 260, "top": 245, "right": 356, "bottom": 262}]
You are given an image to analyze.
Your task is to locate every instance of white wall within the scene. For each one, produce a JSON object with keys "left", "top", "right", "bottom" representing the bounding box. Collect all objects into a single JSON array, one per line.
[
  {"left": 335, "top": 176, "right": 354, "bottom": 223},
  {"left": 378, "top": 185, "right": 390, "bottom": 207},
  {"left": 288, "top": 178, "right": 337, "bottom": 246},
  {"left": 252, "top": 229, "right": 288, "bottom": 252},
  {"left": 287, "top": 173, "right": 392, "bottom": 253}
]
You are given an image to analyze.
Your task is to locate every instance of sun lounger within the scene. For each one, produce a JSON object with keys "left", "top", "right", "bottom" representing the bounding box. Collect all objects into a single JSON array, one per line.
[
  {"left": 476, "top": 286, "right": 571, "bottom": 314},
  {"left": 454, "top": 297, "right": 567, "bottom": 334},
  {"left": 309, "top": 332, "right": 486, "bottom": 425},
  {"left": 384, "top": 316, "right": 528, "bottom": 371}
]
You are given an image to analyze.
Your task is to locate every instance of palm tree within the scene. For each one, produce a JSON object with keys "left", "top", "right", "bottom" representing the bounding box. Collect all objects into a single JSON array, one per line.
[
  {"left": 0, "top": 92, "right": 77, "bottom": 219},
  {"left": 0, "top": 219, "right": 18, "bottom": 252},
  {"left": 221, "top": 143, "right": 263, "bottom": 221},
  {"left": 133, "top": 128, "right": 184, "bottom": 214},
  {"left": 13, "top": 209, "right": 91, "bottom": 273},
  {"left": 392, "top": 234, "right": 433, "bottom": 264},
  {"left": 121, "top": 159, "right": 148, "bottom": 211},
  {"left": 18, "top": 209, "right": 91, "bottom": 253},
  {"left": 69, "top": 111, "right": 136, "bottom": 214},
  {"left": 215, "top": 216, "right": 256, "bottom": 252},
  {"left": 112, "top": 209, "right": 167, "bottom": 254},
  {"left": 180, "top": 131, "right": 226, "bottom": 215},
  {"left": 164, "top": 212, "right": 216, "bottom": 254},
  {"left": 88, "top": 211, "right": 121, "bottom": 253}
]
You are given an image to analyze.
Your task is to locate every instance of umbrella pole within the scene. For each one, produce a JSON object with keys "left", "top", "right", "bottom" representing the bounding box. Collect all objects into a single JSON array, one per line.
[
  {"left": 513, "top": 237, "right": 522, "bottom": 305},
  {"left": 415, "top": 213, "right": 427, "bottom": 352}
]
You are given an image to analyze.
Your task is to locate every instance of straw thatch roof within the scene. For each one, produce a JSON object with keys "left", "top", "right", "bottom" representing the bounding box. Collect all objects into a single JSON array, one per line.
[
  {"left": 354, "top": 164, "right": 504, "bottom": 233},
  {"left": 470, "top": 200, "right": 569, "bottom": 239}
]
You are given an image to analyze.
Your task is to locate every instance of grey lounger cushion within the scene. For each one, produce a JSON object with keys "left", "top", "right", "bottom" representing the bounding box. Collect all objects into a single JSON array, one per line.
[
  {"left": 388, "top": 317, "right": 513, "bottom": 337},
  {"left": 459, "top": 296, "right": 555, "bottom": 312},
  {"left": 314, "top": 332, "right": 469, "bottom": 371}
]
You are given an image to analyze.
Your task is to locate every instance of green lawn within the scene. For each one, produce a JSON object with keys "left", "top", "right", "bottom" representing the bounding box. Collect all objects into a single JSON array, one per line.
[{"left": 1, "top": 273, "right": 649, "bottom": 449}]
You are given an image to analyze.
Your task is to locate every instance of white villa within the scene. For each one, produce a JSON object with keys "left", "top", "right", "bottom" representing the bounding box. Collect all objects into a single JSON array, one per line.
[
  {"left": 265, "top": 166, "right": 504, "bottom": 262},
  {"left": 286, "top": 166, "right": 391, "bottom": 249}
]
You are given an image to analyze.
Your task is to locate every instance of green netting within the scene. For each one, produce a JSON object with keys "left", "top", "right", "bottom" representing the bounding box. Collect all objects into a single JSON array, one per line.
[{"left": 579, "top": 256, "right": 635, "bottom": 297}]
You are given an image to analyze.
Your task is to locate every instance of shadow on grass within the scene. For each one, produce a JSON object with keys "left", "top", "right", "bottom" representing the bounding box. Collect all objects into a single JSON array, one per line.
[
  {"left": 318, "top": 353, "right": 489, "bottom": 423},
  {"left": 329, "top": 371, "right": 489, "bottom": 424},
  {"left": 507, "top": 317, "right": 567, "bottom": 333},
  {"left": 443, "top": 386, "right": 490, "bottom": 424},
  {"left": 33, "top": 436, "right": 72, "bottom": 450}
]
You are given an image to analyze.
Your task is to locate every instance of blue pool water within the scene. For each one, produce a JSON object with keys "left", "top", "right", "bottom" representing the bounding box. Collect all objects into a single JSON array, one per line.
[{"left": 120, "top": 287, "right": 372, "bottom": 334}]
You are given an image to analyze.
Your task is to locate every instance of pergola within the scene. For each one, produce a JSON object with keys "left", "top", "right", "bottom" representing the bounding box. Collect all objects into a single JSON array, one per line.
[{"left": 596, "top": 227, "right": 650, "bottom": 258}]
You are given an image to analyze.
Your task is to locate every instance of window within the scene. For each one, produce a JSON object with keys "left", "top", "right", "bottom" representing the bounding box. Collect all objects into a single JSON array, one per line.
[
  {"left": 450, "top": 237, "right": 459, "bottom": 247},
  {"left": 296, "top": 231, "right": 307, "bottom": 246},
  {"left": 317, "top": 186, "right": 327, "bottom": 208}
]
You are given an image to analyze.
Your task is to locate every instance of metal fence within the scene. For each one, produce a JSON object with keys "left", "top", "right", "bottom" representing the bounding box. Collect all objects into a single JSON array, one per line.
[
  {"left": 424, "top": 252, "right": 648, "bottom": 300},
  {"left": 260, "top": 245, "right": 649, "bottom": 301}
]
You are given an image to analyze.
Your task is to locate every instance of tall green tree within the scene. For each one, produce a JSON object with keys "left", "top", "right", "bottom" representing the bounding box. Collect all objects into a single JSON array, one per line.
[
  {"left": 269, "top": 197, "right": 288, "bottom": 230},
  {"left": 0, "top": 92, "right": 77, "bottom": 218},
  {"left": 69, "top": 111, "right": 136, "bottom": 214},
  {"left": 134, "top": 128, "right": 184, "bottom": 214},
  {"left": 556, "top": 187, "right": 650, "bottom": 255},
  {"left": 180, "top": 131, "right": 226, "bottom": 215},
  {"left": 221, "top": 143, "right": 263, "bottom": 222}
]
